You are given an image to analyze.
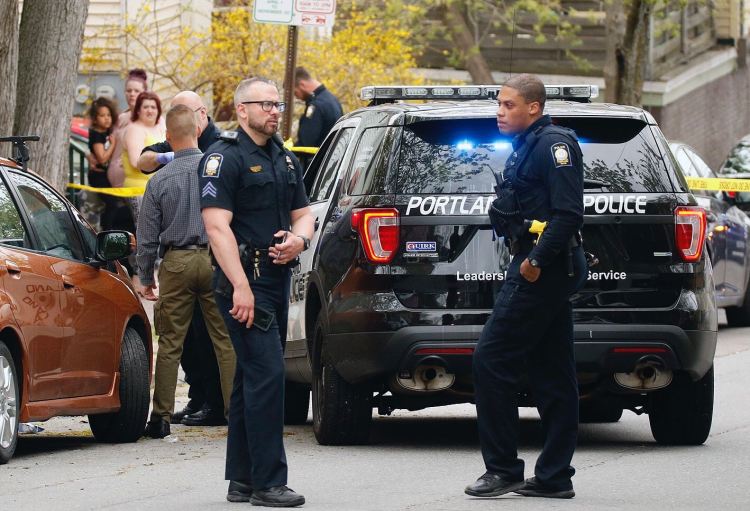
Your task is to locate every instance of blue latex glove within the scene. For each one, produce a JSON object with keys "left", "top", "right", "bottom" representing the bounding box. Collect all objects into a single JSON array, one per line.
[{"left": 156, "top": 151, "right": 174, "bottom": 165}]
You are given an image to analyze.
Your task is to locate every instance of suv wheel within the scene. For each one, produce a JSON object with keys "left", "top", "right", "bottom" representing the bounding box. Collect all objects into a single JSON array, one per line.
[
  {"left": 725, "top": 284, "right": 750, "bottom": 326},
  {"left": 311, "top": 319, "right": 372, "bottom": 445},
  {"left": 284, "top": 381, "right": 310, "bottom": 425},
  {"left": 89, "top": 328, "right": 150, "bottom": 443},
  {"left": 0, "top": 341, "right": 19, "bottom": 464},
  {"left": 648, "top": 366, "right": 714, "bottom": 445},
  {"left": 579, "top": 400, "right": 623, "bottom": 423}
]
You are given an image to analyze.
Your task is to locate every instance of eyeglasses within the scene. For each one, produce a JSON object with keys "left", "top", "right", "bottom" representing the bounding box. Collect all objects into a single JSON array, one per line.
[{"left": 241, "top": 101, "right": 286, "bottom": 113}]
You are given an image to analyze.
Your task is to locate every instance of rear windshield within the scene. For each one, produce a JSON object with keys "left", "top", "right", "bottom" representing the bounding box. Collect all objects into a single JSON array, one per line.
[{"left": 395, "top": 117, "right": 675, "bottom": 194}]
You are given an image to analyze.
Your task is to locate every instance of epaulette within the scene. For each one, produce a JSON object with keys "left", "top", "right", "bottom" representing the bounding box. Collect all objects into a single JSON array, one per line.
[{"left": 219, "top": 130, "right": 239, "bottom": 143}]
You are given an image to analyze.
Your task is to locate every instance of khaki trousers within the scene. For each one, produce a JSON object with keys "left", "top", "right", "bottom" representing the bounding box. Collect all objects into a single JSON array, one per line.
[{"left": 150, "top": 248, "right": 236, "bottom": 420}]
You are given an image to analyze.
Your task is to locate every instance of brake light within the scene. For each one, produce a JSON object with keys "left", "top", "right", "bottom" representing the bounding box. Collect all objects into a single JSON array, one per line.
[
  {"left": 674, "top": 206, "right": 706, "bottom": 262},
  {"left": 415, "top": 347, "right": 475, "bottom": 355},
  {"left": 351, "top": 208, "right": 400, "bottom": 264}
]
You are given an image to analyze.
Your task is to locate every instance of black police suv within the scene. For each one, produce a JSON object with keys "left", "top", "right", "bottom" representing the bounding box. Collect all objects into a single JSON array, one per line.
[
  {"left": 670, "top": 142, "right": 750, "bottom": 326},
  {"left": 283, "top": 85, "right": 717, "bottom": 447}
]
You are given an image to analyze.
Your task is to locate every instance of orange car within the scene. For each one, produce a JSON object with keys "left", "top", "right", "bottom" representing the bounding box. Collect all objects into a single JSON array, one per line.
[{"left": 0, "top": 137, "right": 152, "bottom": 464}]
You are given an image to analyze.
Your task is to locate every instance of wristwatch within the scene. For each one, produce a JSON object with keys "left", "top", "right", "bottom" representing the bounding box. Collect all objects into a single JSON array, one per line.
[
  {"left": 528, "top": 258, "right": 540, "bottom": 268},
  {"left": 297, "top": 235, "right": 311, "bottom": 251}
]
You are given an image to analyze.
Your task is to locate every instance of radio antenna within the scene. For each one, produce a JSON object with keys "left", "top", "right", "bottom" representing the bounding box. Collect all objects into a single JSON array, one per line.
[{"left": 508, "top": 7, "right": 517, "bottom": 78}]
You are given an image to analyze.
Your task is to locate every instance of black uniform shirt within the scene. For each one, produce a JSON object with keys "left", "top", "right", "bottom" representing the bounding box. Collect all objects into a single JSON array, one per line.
[
  {"left": 297, "top": 84, "right": 343, "bottom": 148},
  {"left": 504, "top": 115, "right": 584, "bottom": 266},
  {"left": 141, "top": 118, "right": 220, "bottom": 172},
  {"left": 198, "top": 128, "right": 309, "bottom": 248}
]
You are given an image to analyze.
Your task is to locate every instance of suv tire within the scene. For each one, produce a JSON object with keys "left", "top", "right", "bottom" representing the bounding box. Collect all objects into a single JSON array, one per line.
[
  {"left": 648, "top": 366, "right": 714, "bottom": 445},
  {"left": 311, "top": 318, "right": 372, "bottom": 445},
  {"left": 0, "top": 341, "right": 19, "bottom": 464},
  {"left": 579, "top": 400, "right": 623, "bottom": 423},
  {"left": 284, "top": 381, "right": 310, "bottom": 425},
  {"left": 725, "top": 284, "right": 750, "bottom": 327},
  {"left": 89, "top": 328, "right": 149, "bottom": 443}
]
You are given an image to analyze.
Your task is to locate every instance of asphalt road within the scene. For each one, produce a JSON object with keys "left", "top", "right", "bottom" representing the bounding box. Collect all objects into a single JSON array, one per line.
[{"left": 2, "top": 315, "right": 749, "bottom": 511}]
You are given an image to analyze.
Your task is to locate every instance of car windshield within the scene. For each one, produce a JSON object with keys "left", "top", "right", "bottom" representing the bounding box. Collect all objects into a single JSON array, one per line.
[{"left": 395, "top": 117, "right": 675, "bottom": 194}]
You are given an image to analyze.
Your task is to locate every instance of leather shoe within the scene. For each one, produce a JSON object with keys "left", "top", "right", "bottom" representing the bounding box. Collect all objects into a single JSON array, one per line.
[
  {"left": 250, "top": 485, "right": 305, "bottom": 507},
  {"left": 227, "top": 480, "right": 253, "bottom": 503},
  {"left": 144, "top": 418, "right": 170, "bottom": 439},
  {"left": 181, "top": 406, "right": 227, "bottom": 426},
  {"left": 465, "top": 472, "right": 524, "bottom": 497},
  {"left": 171, "top": 401, "right": 202, "bottom": 424},
  {"left": 514, "top": 476, "right": 575, "bottom": 499}
]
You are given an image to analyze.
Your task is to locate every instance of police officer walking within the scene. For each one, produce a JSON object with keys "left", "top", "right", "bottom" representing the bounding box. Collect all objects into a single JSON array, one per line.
[
  {"left": 294, "top": 67, "right": 343, "bottom": 152},
  {"left": 200, "top": 77, "right": 313, "bottom": 508},
  {"left": 465, "top": 74, "right": 587, "bottom": 500}
]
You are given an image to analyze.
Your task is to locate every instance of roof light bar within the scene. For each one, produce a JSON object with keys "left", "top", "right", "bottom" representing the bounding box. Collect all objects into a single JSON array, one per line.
[{"left": 360, "top": 84, "right": 599, "bottom": 104}]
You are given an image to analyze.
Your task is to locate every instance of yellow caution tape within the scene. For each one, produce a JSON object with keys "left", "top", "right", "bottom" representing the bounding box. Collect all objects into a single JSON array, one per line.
[
  {"left": 67, "top": 183, "right": 145, "bottom": 197},
  {"left": 283, "top": 138, "right": 318, "bottom": 155},
  {"left": 686, "top": 177, "right": 750, "bottom": 192}
]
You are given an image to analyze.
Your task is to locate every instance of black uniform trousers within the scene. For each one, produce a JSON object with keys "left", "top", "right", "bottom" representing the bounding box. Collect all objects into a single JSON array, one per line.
[
  {"left": 181, "top": 307, "right": 223, "bottom": 411},
  {"left": 214, "top": 262, "right": 291, "bottom": 490},
  {"left": 473, "top": 245, "right": 586, "bottom": 490}
]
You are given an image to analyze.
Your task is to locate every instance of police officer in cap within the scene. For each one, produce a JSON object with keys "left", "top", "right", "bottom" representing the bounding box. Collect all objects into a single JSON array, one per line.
[
  {"left": 465, "top": 74, "right": 587, "bottom": 500},
  {"left": 294, "top": 67, "right": 343, "bottom": 153},
  {"left": 200, "top": 77, "right": 313, "bottom": 508}
]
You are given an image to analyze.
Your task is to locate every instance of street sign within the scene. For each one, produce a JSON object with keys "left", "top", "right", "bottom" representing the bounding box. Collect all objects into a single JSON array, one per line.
[
  {"left": 253, "top": 0, "right": 294, "bottom": 24},
  {"left": 253, "top": 0, "right": 336, "bottom": 27}
]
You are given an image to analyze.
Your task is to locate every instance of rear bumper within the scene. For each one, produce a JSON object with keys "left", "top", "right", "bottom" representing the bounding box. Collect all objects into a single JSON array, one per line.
[{"left": 326, "top": 323, "right": 717, "bottom": 384}]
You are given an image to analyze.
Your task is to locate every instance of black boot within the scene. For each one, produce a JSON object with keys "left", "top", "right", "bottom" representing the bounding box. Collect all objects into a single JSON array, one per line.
[
  {"left": 514, "top": 477, "right": 575, "bottom": 499},
  {"left": 144, "top": 418, "right": 171, "bottom": 439},
  {"left": 181, "top": 405, "right": 227, "bottom": 426},
  {"left": 171, "top": 401, "right": 202, "bottom": 424},
  {"left": 227, "top": 480, "right": 253, "bottom": 503},
  {"left": 250, "top": 486, "right": 305, "bottom": 507},
  {"left": 464, "top": 472, "right": 524, "bottom": 497}
]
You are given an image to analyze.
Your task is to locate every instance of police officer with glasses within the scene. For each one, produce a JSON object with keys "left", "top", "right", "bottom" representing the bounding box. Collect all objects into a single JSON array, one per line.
[{"left": 200, "top": 77, "right": 313, "bottom": 508}]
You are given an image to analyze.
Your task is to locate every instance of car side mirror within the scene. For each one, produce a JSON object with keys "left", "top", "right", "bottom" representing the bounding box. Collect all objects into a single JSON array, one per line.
[{"left": 96, "top": 231, "right": 135, "bottom": 261}]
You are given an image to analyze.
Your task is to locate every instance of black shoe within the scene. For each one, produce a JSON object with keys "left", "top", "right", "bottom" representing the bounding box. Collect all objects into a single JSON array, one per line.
[
  {"left": 464, "top": 472, "right": 524, "bottom": 497},
  {"left": 514, "top": 477, "right": 575, "bottom": 499},
  {"left": 144, "top": 418, "right": 171, "bottom": 439},
  {"left": 171, "top": 402, "right": 202, "bottom": 424},
  {"left": 250, "top": 486, "right": 305, "bottom": 507},
  {"left": 227, "top": 480, "right": 253, "bottom": 503},
  {"left": 181, "top": 406, "right": 227, "bottom": 426}
]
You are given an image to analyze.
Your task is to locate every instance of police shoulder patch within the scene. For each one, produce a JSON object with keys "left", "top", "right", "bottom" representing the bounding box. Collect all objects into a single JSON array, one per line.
[
  {"left": 203, "top": 153, "right": 223, "bottom": 178},
  {"left": 305, "top": 104, "right": 315, "bottom": 118},
  {"left": 551, "top": 143, "right": 571, "bottom": 168}
]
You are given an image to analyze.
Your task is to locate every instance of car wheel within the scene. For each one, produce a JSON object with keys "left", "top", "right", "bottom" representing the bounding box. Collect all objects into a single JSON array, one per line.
[
  {"left": 311, "top": 318, "right": 372, "bottom": 445},
  {"left": 89, "top": 328, "right": 150, "bottom": 443},
  {"left": 284, "top": 381, "right": 310, "bottom": 425},
  {"left": 725, "top": 283, "right": 750, "bottom": 326},
  {"left": 0, "top": 341, "right": 20, "bottom": 464},
  {"left": 579, "top": 400, "right": 623, "bottom": 423},
  {"left": 648, "top": 366, "right": 713, "bottom": 445}
]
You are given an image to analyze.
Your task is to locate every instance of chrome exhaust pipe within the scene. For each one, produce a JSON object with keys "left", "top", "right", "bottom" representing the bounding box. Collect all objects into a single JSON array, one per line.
[
  {"left": 396, "top": 362, "right": 455, "bottom": 392},
  {"left": 614, "top": 356, "right": 673, "bottom": 390}
]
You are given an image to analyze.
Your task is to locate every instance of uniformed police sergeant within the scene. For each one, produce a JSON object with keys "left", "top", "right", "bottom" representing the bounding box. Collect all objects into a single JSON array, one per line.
[
  {"left": 293, "top": 67, "right": 343, "bottom": 150},
  {"left": 200, "top": 77, "right": 313, "bottom": 508},
  {"left": 465, "top": 74, "right": 587, "bottom": 500}
]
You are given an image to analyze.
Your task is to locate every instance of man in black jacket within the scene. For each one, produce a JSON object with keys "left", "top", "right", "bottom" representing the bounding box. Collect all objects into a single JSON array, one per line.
[{"left": 294, "top": 67, "right": 342, "bottom": 154}]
